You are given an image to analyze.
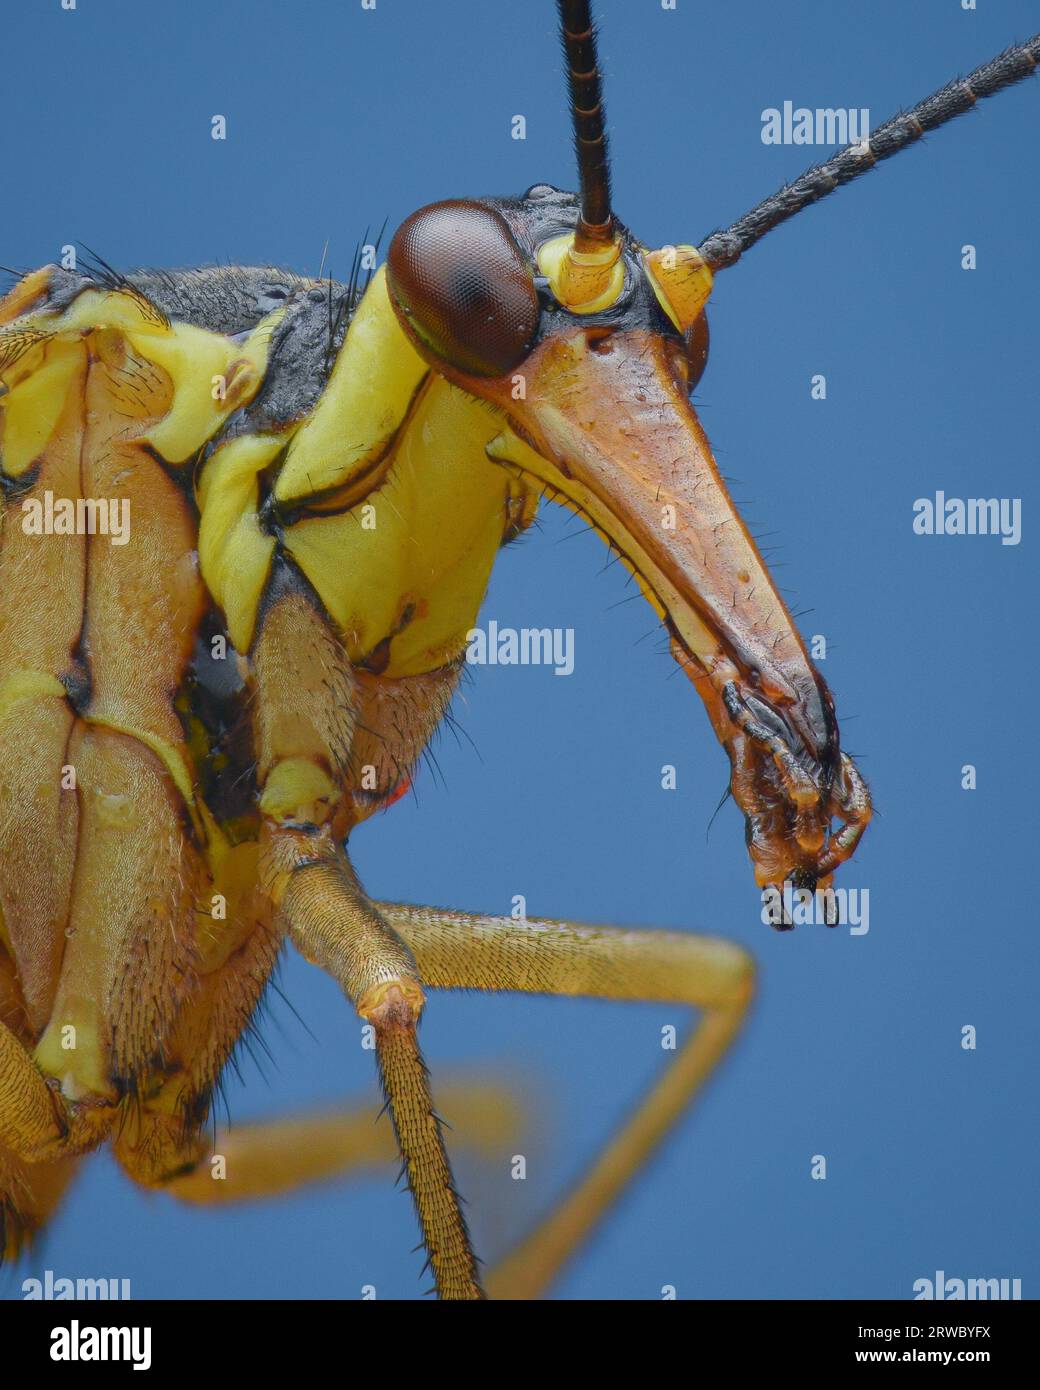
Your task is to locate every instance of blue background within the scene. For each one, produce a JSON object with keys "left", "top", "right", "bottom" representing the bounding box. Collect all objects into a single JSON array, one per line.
[{"left": 3, "top": 0, "right": 1037, "bottom": 1300}]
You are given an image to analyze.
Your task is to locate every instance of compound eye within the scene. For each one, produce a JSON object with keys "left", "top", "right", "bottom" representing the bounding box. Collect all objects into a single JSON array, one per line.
[
  {"left": 387, "top": 200, "right": 540, "bottom": 377},
  {"left": 683, "top": 310, "right": 710, "bottom": 392}
]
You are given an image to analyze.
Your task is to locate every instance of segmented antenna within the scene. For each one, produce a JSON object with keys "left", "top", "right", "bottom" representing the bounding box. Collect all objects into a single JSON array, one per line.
[
  {"left": 699, "top": 33, "right": 1040, "bottom": 270},
  {"left": 558, "top": 0, "right": 613, "bottom": 249}
]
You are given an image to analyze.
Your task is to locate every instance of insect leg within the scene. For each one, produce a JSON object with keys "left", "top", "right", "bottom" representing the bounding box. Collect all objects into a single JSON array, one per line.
[
  {"left": 252, "top": 571, "right": 482, "bottom": 1298},
  {"left": 159, "top": 1080, "right": 521, "bottom": 1206},
  {"left": 816, "top": 753, "right": 872, "bottom": 877},
  {"left": 0, "top": 1018, "right": 68, "bottom": 1160},
  {"left": 377, "top": 901, "right": 755, "bottom": 1300},
  {"left": 0, "top": 1150, "right": 81, "bottom": 1261},
  {"left": 269, "top": 848, "right": 484, "bottom": 1300},
  {"left": 110, "top": 884, "right": 280, "bottom": 1191},
  {"left": 0, "top": 959, "right": 82, "bottom": 1257}
]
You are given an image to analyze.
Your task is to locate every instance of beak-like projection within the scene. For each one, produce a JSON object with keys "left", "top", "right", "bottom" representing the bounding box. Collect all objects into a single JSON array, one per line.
[
  {"left": 385, "top": 194, "right": 871, "bottom": 902},
  {"left": 480, "top": 326, "right": 870, "bottom": 895}
]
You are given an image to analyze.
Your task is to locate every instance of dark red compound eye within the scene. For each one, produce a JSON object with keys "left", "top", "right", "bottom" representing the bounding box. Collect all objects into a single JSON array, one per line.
[{"left": 387, "top": 200, "right": 540, "bottom": 377}]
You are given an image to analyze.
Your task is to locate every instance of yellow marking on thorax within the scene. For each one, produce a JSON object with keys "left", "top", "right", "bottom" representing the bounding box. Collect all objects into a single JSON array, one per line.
[
  {"left": 259, "top": 757, "right": 339, "bottom": 825},
  {"left": 274, "top": 267, "right": 428, "bottom": 505},
  {"left": 34, "top": 1001, "right": 115, "bottom": 1102},
  {"left": 19, "top": 286, "right": 167, "bottom": 337},
  {"left": 195, "top": 269, "right": 536, "bottom": 670},
  {"left": 0, "top": 670, "right": 68, "bottom": 710},
  {"left": 0, "top": 274, "right": 539, "bottom": 686},
  {"left": 1, "top": 285, "right": 280, "bottom": 472},
  {"left": 0, "top": 265, "right": 53, "bottom": 325},
  {"left": 127, "top": 313, "right": 280, "bottom": 464},
  {"left": 84, "top": 717, "right": 197, "bottom": 816},
  {"left": 197, "top": 432, "right": 283, "bottom": 651},
  {"left": 282, "top": 374, "right": 526, "bottom": 675},
  {"left": 0, "top": 341, "right": 84, "bottom": 478},
  {"left": 0, "top": 668, "right": 218, "bottom": 850}
]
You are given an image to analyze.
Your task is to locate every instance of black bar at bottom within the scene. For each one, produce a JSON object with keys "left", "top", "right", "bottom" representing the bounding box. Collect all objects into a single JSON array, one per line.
[{"left": 0, "top": 1295, "right": 1032, "bottom": 1373}]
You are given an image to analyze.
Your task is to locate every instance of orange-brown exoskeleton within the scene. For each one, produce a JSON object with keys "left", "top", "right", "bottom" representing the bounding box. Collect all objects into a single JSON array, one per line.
[{"left": 0, "top": 1, "right": 1036, "bottom": 1299}]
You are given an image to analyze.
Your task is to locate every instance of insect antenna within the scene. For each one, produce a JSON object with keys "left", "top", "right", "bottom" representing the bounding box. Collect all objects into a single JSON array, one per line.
[
  {"left": 699, "top": 33, "right": 1040, "bottom": 269},
  {"left": 557, "top": 0, "right": 613, "bottom": 249}
]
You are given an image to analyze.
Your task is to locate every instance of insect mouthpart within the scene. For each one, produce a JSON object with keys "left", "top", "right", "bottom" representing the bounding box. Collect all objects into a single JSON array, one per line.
[
  {"left": 700, "top": 659, "right": 870, "bottom": 901},
  {"left": 419, "top": 293, "right": 873, "bottom": 902}
]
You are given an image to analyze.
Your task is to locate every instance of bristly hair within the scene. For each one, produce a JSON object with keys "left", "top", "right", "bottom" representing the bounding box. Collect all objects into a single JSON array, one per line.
[
  {"left": 0, "top": 262, "right": 27, "bottom": 291},
  {"left": 77, "top": 242, "right": 134, "bottom": 294},
  {"left": 323, "top": 218, "right": 388, "bottom": 378}
]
